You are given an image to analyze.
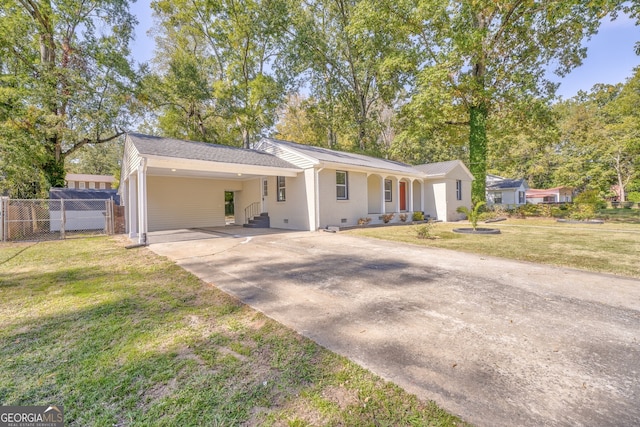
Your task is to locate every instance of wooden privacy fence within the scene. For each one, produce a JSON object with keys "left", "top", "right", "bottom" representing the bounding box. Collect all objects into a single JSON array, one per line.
[{"left": 0, "top": 197, "right": 124, "bottom": 242}]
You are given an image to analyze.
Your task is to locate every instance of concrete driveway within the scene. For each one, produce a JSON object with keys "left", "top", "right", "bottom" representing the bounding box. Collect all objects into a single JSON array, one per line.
[{"left": 148, "top": 227, "right": 640, "bottom": 427}]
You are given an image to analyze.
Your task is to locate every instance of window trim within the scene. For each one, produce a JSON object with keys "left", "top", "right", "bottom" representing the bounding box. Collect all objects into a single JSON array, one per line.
[
  {"left": 336, "top": 170, "right": 348, "bottom": 200},
  {"left": 276, "top": 176, "right": 286, "bottom": 202},
  {"left": 384, "top": 179, "right": 392, "bottom": 202},
  {"left": 494, "top": 192, "right": 503, "bottom": 204},
  {"left": 456, "top": 180, "right": 462, "bottom": 201}
]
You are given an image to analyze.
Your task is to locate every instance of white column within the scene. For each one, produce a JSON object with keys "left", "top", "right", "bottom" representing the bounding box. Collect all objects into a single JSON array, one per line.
[
  {"left": 137, "top": 159, "right": 148, "bottom": 244},
  {"left": 408, "top": 179, "right": 414, "bottom": 213},
  {"left": 420, "top": 180, "right": 425, "bottom": 212},
  {"left": 128, "top": 173, "right": 138, "bottom": 238},
  {"left": 395, "top": 177, "right": 400, "bottom": 213}
]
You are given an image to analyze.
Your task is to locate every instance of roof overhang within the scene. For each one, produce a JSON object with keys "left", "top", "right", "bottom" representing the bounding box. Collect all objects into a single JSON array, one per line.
[
  {"left": 139, "top": 155, "right": 301, "bottom": 180},
  {"left": 317, "top": 161, "right": 425, "bottom": 179}
]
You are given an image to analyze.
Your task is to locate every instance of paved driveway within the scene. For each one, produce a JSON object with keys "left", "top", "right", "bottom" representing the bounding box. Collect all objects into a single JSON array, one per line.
[{"left": 148, "top": 227, "right": 640, "bottom": 427}]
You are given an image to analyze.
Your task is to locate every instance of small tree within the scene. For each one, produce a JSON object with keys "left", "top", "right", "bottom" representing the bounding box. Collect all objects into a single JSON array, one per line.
[{"left": 456, "top": 201, "right": 487, "bottom": 231}]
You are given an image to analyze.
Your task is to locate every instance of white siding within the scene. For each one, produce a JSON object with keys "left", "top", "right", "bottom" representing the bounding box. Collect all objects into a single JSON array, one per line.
[
  {"left": 123, "top": 138, "right": 141, "bottom": 178},
  {"left": 235, "top": 178, "right": 262, "bottom": 224},
  {"left": 256, "top": 140, "right": 316, "bottom": 169},
  {"left": 266, "top": 173, "right": 311, "bottom": 230},
  {"left": 318, "top": 169, "right": 368, "bottom": 228},
  {"left": 147, "top": 176, "right": 242, "bottom": 232}
]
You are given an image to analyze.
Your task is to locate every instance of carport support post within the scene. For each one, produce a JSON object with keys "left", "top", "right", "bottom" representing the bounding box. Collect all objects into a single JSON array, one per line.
[
  {"left": 395, "top": 178, "right": 401, "bottom": 213},
  {"left": 137, "top": 159, "right": 148, "bottom": 245},
  {"left": 128, "top": 173, "right": 138, "bottom": 238}
]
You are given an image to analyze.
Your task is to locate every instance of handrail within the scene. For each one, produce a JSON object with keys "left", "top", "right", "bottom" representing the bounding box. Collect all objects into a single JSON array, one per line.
[{"left": 244, "top": 202, "right": 261, "bottom": 224}]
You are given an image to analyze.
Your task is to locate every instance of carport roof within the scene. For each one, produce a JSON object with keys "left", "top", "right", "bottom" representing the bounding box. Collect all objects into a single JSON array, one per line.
[
  {"left": 413, "top": 160, "right": 466, "bottom": 177},
  {"left": 128, "top": 133, "right": 299, "bottom": 170}
]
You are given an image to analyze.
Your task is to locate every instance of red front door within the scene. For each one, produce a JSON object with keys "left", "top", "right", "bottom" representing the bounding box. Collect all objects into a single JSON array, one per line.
[{"left": 400, "top": 182, "right": 407, "bottom": 211}]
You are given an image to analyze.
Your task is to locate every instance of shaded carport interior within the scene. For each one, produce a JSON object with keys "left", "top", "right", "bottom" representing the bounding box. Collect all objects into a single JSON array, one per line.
[{"left": 120, "top": 133, "right": 300, "bottom": 244}]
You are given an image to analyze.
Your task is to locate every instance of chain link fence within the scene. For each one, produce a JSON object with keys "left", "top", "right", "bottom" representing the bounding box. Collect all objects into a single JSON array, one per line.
[{"left": 0, "top": 197, "right": 120, "bottom": 242}]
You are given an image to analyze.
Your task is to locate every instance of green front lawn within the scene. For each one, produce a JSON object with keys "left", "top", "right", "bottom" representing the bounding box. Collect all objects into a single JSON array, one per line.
[
  {"left": 347, "top": 219, "right": 640, "bottom": 279},
  {"left": 0, "top": 237, "right": 465, "bottom": 426}
]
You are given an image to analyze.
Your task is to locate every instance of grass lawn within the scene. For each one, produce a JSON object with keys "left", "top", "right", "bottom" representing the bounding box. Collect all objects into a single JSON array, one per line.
[
  {"left": 0, "top": 237, "right": 465, "bottom": 426},
  {"left": 347, "top": 218, "right": 640, "bottom": 279}
]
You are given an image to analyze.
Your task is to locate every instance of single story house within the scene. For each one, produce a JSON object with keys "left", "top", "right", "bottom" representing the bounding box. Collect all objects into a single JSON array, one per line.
[
  {"left": 66, "top": 173, "right": 116, "bottom": 190},
  {"left": 120, "top": 133, "right": 473, "bottom": 243},
  {"left": 486, "top": 174, "right": 529, "bottom": 208},
  {"left": 526, "top": 187, "right": 573, "bottom": 204}
]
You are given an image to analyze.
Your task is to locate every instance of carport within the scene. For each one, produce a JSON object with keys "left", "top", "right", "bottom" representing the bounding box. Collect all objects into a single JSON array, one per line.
[{"left": 120, "top": 133, "right": 300, "bottom": 244}]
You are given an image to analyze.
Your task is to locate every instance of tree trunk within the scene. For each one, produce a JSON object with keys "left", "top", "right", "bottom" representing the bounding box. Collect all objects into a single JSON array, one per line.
[{"left": 469, "top": 103, "right": 488, "bottom": 203}]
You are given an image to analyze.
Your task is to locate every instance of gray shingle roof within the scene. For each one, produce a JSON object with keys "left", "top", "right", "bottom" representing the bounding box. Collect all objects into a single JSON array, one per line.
[
  {"left": 262, "top": 138, "right": 422, "bottom": 175},
  {"left": 486, "top": 178, "right": 527, "bottom": 190},
  {"left": 128, "top": 133, "right": 299, "bottom": 170},
  {"left": 413, "top": 160, "right": 462, "bottom": 176}
]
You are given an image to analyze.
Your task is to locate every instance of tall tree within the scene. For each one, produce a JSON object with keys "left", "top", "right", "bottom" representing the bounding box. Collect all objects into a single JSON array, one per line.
[
  {"left": 151, "top": 0, "right": 293, "bottom": 148},
  {"left": 0, "top": 0, "right": 139, "bottom": 190},
  {"left": 287, "top": 0, "right": 413, "bottom": 152},
  {"left": 553, "top": 74, "right": 640, "bottom": 199},
  {"left": 388, "top": 0, "right": 621, "bottom": 202}
]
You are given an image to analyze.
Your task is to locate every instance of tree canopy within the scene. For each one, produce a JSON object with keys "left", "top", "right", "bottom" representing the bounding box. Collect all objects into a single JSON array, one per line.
[{"left": 0, "top": 0, "right": 140, "bottom": 196}]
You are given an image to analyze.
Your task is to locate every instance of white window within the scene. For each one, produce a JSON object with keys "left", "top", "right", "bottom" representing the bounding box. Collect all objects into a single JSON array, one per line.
[
  {"left": 79, "top": 182, "right": 86, "bottom": 189},
  {"left": 384, "top": 179, "right": 392, "bottom": 202},
  {"left": 519, "top": 191, "right": 526, "bottom": 204},
  {"left": 336, "top": 171, "right": 348, "bottom": 200},
  {"left": 456, "top": 180, "right": 462, "bottom": 200},
  {"left": 89, "top": 181, "right": 95, "bottom": 189},
  {"left": 68, "top": 181, "right": 75, "bottom": 189},
  {"left": 277, "top": 176, "right": 286, "bottom": 202},
  {"left": 99, "top": 182, "right": 106, "bottom": 189},
  {"left": 494, "top": 192, "right": 502, "bottom": 204},
  {"left": 262, "top": 179, "right": 268, "bottom": 197}
]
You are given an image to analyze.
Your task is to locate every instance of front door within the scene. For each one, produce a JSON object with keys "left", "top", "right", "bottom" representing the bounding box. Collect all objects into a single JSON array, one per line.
[
  {"left": 261, "top": 178, "right": 268, "bottom": 213},
  {"left": 400, "top": 181, "right": 407, "bottom": 211}
]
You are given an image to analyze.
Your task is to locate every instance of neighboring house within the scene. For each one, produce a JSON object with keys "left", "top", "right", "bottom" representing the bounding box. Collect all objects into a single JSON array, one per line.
[
  {"left": 120, "top": 133, "right": 473, "bottom": 243},
  {"left": 486, "top": 174, "right": 529, "bottom": 207},
  {"left": 66, "top": 173, "right": 116, "bottom": 190},
  {"left": 526, "top": 187, "right": 573, "bottom": 204},
  {"left": 413, "top": 160, "right": 474, "bottom": 221}
]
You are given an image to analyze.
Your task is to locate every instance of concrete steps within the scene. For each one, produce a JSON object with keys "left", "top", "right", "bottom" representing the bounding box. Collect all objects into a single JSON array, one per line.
[{"left": 243, "top": 212, "right": 270, "bottom": 228}]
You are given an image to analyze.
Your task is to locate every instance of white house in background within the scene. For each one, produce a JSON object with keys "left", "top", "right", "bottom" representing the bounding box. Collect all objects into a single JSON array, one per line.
[
  {"left": 486, "top": 174, "right": 529, "bottom": 207},
  {"left": 120, "top": 133, "right": 473, "bottom": 243},
  {"left": 526, "top": 186, "right": 573, "bottom": 204},
  {"left": 65, "top": 173, "right": 116, "bottom": 190},
  {"left": 412, "top": 160, "right": 474, "bottom": 221}
]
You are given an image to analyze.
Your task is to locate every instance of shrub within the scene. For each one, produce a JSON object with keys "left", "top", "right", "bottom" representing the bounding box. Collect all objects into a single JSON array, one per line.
[
  {"left": 570, "top": 203, "right": 597, "bottom": 220},
  {"left": 628, "top": 192, "right": 640, "bottom": 203},
  {"left": 574, "top": 190, "right": 607, "bottom": 210},
  {"left": 412, "top": 211, "right": 424, "bottom": 221},
  {"left": 357, "top": 217, "right": 371, "bottom": 226},
  {"left": 381, "top": 213, "right": 394, "bottom": 223},
  {"left": 399, "top": 213, "right": 408, "bottom": 222},
  {"left": 415, "top": 222, "right": 435, "bottom": 239}
]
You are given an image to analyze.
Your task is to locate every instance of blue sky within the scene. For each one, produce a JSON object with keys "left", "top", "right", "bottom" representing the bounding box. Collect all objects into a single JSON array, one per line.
[{"left": 130, "top": 1, "right": 639, "bottom": 99}]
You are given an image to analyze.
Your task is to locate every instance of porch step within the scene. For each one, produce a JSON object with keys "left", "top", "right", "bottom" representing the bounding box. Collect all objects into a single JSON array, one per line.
[{"left": 243, "top": 213, "right": 270, "bottom": 228}]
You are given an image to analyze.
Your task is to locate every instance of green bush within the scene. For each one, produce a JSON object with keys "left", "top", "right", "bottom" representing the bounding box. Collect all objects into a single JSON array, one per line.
[
  {"left": 415, "top": 222, "right": 435, "bottom": 239},
  {"left": 574, "top": 190, "right": 607, "bottom": 210},
  {"left": 412, "top": 211, "right": 424, "bottom": 221},
  {"left": 627, "top": 192, "right": 640, "bottom": 203}
]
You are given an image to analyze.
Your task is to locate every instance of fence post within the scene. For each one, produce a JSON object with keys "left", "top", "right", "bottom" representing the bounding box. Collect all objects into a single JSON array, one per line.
[
  {"left": 0, "top": 197, "right": 6, "bottom": 242},
  {"left": 60, "top": 199, "right": 66, "bottom": 240}
]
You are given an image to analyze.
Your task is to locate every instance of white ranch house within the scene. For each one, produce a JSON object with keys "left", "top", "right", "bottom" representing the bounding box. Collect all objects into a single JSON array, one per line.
[
  {"left": 486, "top": 174, "right": 529, "bottom": 208},
  {"left": 120, "top": 133, "right": 473, "bottom": 243}
]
